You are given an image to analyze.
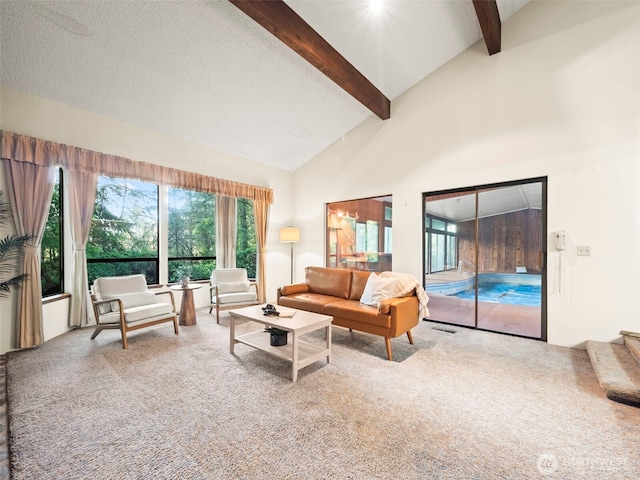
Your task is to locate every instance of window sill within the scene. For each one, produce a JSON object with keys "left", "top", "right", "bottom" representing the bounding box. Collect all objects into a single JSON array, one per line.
[{"left": 42, "top": 292, "right": 71, "bottom": 305}]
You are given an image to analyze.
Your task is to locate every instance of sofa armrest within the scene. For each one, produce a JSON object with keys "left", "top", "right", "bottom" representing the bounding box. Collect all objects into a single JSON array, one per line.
[
  {"left": 378, "top": 295, "right": 414, "bottom": 315},
  {"left": 383, "top": 296, "right": 419, "bottom": 337},
  {"left": 278, "top": 283, "right": 309, "bottom": 298}
]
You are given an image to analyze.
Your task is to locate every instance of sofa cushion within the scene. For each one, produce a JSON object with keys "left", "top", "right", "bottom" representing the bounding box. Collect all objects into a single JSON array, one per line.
[
  {"left": 278, "top": 293, "right": 341, "bottom": 314},
  {"left": 360, "top": 273, "right": 398, "bottom": 307},
  {"left": 108, "top": 292, "right": 158, "bottom": 312},
  {"left": 349, "top": 270, "right": 372, "bottom": 300},
  {"left": 325, "top": 300, "right": 391, "bottom": 329},
  {"left": 305, "top": 266, "right": 351, "bottom": 299}
]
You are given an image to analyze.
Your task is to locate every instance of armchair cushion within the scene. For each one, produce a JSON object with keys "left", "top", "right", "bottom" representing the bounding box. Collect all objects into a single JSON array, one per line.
[
  {"left": 217, "top": 280, "right": 250, "bottom": 294},
  {"left": 108, "top": 292, "right": 158, "bottom": 312},
  {"left": 99, "top": 302, "right": 175, "bottom": 324},
  {"left": 213, "top": 291, "right": 257, "bottom": 305}
]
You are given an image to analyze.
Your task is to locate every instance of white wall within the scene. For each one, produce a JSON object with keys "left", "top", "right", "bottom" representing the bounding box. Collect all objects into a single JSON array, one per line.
[
  {"left": 0, "top": 86, "right": 296, "bottom": 354},
  {"left": 292, "top": 0, "right": 640, "bottom": 347}
]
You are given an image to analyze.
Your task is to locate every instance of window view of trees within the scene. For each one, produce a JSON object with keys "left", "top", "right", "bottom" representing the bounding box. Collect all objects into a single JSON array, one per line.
[
  {"left": 39, "top": 174, "right": 257, "bottom": 291},
  {"left": 168, "top": 188, "right": 216, "bottom": 282},
  {"left": 236, "top": 198, "right": 256, "bottom": 278},
  {"left": 41, "top": 169, "right": 63, "bottom": 296},
  {"left": 87, "top": 177, "right": 159, "bottom": 285}
]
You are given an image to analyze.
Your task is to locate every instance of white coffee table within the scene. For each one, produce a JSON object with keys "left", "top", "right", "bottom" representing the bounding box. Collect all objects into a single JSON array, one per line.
[{"left": 229, "top": 305, "right": 332, "bottom": 382}]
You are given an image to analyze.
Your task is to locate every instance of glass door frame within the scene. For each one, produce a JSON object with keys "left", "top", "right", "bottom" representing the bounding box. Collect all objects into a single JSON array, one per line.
[{"left": 422, "top": 177, "right": 548, "bottom": 341}]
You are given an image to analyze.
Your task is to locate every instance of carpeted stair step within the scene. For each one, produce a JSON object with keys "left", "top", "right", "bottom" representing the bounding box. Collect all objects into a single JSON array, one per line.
[
  {"left": 585, "top": 340, "right": 640, "bottom": 408},
  {"left": 623, "top": 335, "right": 640, "bottom": 367}
]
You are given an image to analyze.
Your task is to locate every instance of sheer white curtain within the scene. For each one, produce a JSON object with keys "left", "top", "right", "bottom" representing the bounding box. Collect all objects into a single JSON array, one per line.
[
  {"left": 3, "top": 159, "right": 54, "bottom": 348},
  {"left": 66, "top": 170, "right": 98, "bottom": 327},
  {"left": 215, "top": 195, "right": 237, "bottom": 268}
]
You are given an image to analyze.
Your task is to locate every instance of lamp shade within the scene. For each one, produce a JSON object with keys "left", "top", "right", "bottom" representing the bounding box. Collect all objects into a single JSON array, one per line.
[{"left": 280, "top": 227, "right": 300, "bottom": 243}]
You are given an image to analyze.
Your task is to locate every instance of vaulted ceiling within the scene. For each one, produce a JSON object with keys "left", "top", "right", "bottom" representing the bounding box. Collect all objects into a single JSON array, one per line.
[{"left": 0, "top": 0, "right": 529, "bottom": 172}]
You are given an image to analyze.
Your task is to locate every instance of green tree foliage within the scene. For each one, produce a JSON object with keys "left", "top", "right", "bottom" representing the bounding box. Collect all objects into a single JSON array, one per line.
[
  {"left": 84, "top": 178, "right": 257, "bottom": 286},
  {"left": 168, "top": 188, "right": 216, "bottom": 282},
  {"left": 236, "top": 198, "right": 256, "bottom": 278},
  {"left": 41, "top": 172, "right": 62, "bottom": 296},
  {"left": 87, "top": 178, "right": 158, "bottom": 284}
]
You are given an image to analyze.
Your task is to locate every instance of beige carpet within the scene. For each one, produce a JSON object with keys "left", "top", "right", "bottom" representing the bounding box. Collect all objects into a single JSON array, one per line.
[{"left": 6, "top": 310, "right": 640, "bottom": 479}]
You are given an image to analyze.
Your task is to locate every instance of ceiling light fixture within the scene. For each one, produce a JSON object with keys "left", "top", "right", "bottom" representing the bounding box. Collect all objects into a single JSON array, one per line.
[{"left": 369, "top": 0, "right": 384, "bottom": 13}]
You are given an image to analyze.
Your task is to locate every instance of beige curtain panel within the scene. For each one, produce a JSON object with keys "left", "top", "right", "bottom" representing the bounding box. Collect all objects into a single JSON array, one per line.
[
  {"left": 1, "top": 131, "right": 274, "bottom": 204},
  {"left": 66, "top": 170, "right": 98, "bottom": 328},
  {"left": 3, "top": 159, "right": 55, "bottom": 348},
  {"left": 215, "top": 195, "right": 237, "bottom": 269},
  {"left": 253, "top": 200, "right": 270, "bottom": 303}
]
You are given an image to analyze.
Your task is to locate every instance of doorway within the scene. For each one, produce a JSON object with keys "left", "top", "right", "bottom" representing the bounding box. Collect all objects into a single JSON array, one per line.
[{"left": 423, "top": 178, "right": 547, "bottom": 340}]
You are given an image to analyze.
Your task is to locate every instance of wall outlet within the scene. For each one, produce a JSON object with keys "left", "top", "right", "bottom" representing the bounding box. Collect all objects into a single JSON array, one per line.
[{"left": 577, "top": 246, "right": 591, "bottom": 256}]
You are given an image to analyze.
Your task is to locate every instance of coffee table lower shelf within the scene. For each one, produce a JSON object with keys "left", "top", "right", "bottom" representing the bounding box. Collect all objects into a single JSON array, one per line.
[{"left": 235, "top": 331, "right": 329, "bottom": 368}]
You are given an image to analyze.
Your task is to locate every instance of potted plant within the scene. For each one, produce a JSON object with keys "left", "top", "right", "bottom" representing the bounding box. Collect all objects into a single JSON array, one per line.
[
  {"left": 175, "top": 266, "right": 192, "bottom": 288},
  {"left": 264, "top": 326, "right": 288, "bottom": 346},
  {"left": 0, "top": 191, "right": 29, "bottom": 298}
]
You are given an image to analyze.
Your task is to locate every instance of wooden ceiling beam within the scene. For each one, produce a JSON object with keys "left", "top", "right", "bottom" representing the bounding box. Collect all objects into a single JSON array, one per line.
[
  {"left": 472, "top": 0, "right": 502, "bottom": 55},
  {"left": 229, "top": 0, "right": 390, "bottom": 120}
]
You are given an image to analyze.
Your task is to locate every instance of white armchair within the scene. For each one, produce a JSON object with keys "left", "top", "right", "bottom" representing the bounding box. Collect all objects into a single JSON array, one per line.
[
  {"left": 90, "top": 274, "right": 178, "bottom": 349},
  {"left": 209, "top": 268, "right": 259, "bottom": 323}
]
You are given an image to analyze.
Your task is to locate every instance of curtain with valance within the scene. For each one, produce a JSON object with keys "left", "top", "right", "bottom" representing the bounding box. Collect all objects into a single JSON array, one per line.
[{"left": 1, "top": 131, "right": 274, "bottom": 203}]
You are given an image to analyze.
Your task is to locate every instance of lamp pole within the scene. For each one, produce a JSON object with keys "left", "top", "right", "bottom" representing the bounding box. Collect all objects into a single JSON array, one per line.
[
  {"left": 289, "top": 241, "right": 294, "bottom": 284},
  {"left": 280, "top": 226, "right": 300, "bottom": 285}
]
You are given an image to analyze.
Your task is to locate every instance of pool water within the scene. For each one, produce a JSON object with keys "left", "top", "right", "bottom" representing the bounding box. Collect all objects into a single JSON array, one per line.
[{"left": 453, "top": 282, "right": 541, "bottom": 307}]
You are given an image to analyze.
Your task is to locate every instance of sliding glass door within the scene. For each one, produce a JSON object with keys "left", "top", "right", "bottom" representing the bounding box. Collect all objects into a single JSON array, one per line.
[
  {"left": 424, "top": 190, "right": 477, "bottom": 328},
  {"left": 423, "top": 178, "right": 546, "bottom": 340}
]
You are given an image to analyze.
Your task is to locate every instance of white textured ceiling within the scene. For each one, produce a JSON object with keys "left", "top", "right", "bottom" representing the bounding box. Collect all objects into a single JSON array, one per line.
[{"left": 0, "top": 0, "right": 529, "bottom": 172}]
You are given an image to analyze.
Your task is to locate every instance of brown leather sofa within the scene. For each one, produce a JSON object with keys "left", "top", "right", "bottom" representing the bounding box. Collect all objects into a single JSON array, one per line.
[{"left": 277, "top": 266, "right": 419, "bottom": 361}]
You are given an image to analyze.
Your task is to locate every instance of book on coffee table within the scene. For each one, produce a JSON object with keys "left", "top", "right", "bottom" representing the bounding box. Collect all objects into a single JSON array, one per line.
[{"left": 278, "top": 308, "right": 297, "bottom": 318}]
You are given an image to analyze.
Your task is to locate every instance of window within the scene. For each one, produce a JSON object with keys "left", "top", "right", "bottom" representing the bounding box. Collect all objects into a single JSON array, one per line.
[
  {"left": 168, "top": 187, "right": 216, "bottom": 282},
  {"left": 425, "top": 214, "right": 457, "bottom": 274},
  {"left": 326, "top": 195, "right": 392, "bottom": 271},
  {"left": 41, "top": 168, "right": 63, "bottom": 296},
  {"left": 87, "top": 177, "right": 159, "bottom": 285},
  {"left": 236, "top": 198, "right": 257, "bottom": 279}
]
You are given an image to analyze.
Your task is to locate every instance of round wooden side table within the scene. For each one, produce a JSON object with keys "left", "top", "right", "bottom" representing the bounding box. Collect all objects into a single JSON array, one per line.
[{"left": 170, "top": 284, "right": 203, "bottom": 326}]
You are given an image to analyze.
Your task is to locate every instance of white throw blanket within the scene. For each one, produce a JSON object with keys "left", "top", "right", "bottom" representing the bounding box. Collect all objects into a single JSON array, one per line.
[{"left": 378, "top": 272, "right": 430, "bottom": 319}]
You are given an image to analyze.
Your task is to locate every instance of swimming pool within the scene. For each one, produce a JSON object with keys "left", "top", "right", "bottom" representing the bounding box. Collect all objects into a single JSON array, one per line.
[{"left": 426, "top": 273, "right": 541, "bottom": 307}]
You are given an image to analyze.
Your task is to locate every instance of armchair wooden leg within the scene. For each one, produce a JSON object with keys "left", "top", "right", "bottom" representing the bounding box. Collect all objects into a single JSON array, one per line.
[
  {"left": 209, "top": 306, "right": 213, "bottom": 314},
  {"left": 121, "top": 328, "right": 128, "bottom": 350},
  {"left": 90, "top": 325, "right": 104, "bottom": 340},
  {"left": 173, "top": 317, "right": 179, "bottom": 335},
  {"left": 216, "top": 304, "right": 220, "bottom": 324},
  {"left": 406, "top": 330, "right": 414, "bottom": 345},
  {"left": 384, "top": 337, "right": 392, "bottom": 361}
]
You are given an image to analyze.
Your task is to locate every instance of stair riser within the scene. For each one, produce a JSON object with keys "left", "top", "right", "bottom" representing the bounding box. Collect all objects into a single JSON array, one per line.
[{"left": 624, "top": 336, "right": 640, "bottom": 367}]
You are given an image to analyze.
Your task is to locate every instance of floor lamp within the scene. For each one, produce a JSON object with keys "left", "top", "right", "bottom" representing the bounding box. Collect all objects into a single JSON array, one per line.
[{"left": 280, "top": 226, "right": 300, "bottom": 284}]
